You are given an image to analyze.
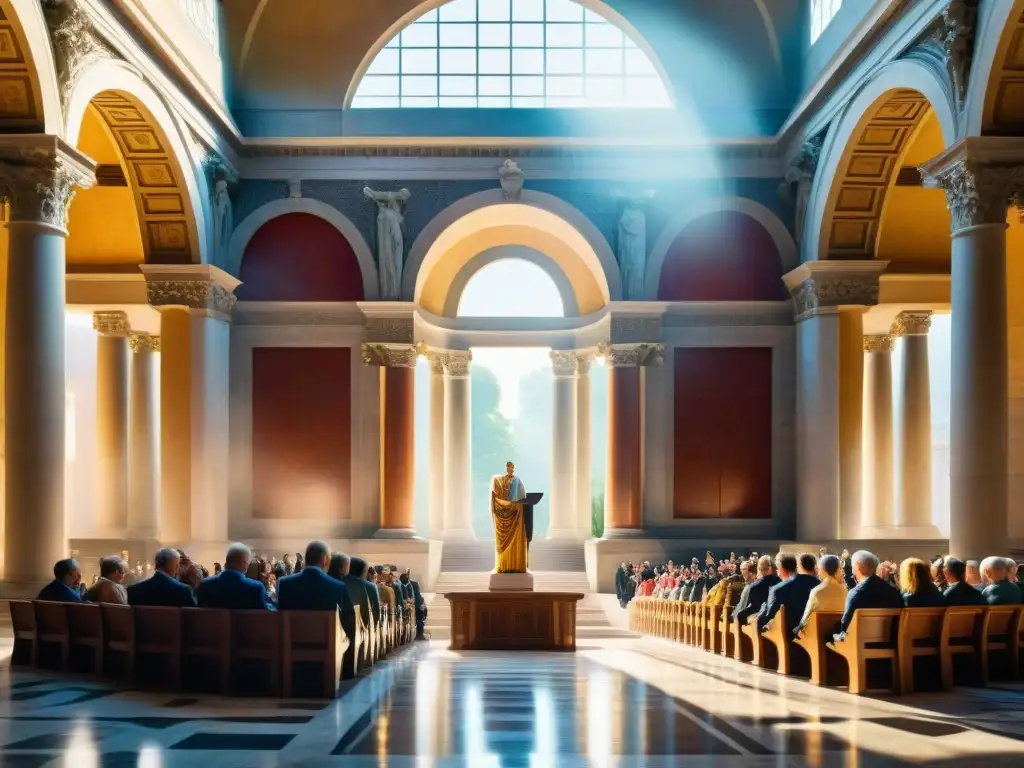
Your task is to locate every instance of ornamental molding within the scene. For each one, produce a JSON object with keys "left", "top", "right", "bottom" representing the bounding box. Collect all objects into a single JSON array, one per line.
[
  {"left": 364, "top": 317, "right": 414, "bottom": 344},
  {"left": 442, "top": 349, "right": 473, "bottom": 377},
  {"left": 145, "top": 280, "right": 237, "bottom": 321},
  {"left": 576, "top": 351, "right": 595, "bottom": 375},
  {"left": 610, "top": 315, "right": 661, "bottom": 343},
  {"left": 550, "top": 350, "right": 579, "bottom": 377},
  {"left": 425, "top": 350, "right": 447, "bottom": 375},
  {"left": 783, "top": 262, "right": 887, "bottom": 322},
  {"left": 42, "top": 0, "right": 115, "bottom": 113},
  {"left": 780, "top": 132, "right": 825, "bottom": 245},
  {"left": 904, "top": 0, "right": 978, "bottom": 115},
  {"left": 598, "top": 341, "right": 665, "bottom": 368},
  {"left": 892, "top": 310, "right": 933, "bottom": 337},
  {"left": 923, "top": 156, "right": 1024, "bottom": 232},
  {"left": 92, "top": 310, "right": 129, "bottom": 337},
  {"left": 127, "top": 331, "right": 160, "bottom": 353},
  {"left": 0, "top": 143, "right": 95, "bottom": 229},
  {"left": 863, "top": 334, "right": 895, "bottom": 353},
  {"left": 232, "top": 302, "right": 365, "bottom": 327},
  {"left": 361, "top": 342, "right": 418, "bottom": 368}
]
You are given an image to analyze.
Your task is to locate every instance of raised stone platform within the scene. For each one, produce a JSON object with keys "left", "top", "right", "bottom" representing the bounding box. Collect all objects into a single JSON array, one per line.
[
  {"left": 444, "top": 591, "right": 583, "bottom": 651},
  {"left": 487, "top": 571, "right": 534, "bottom": 591}
]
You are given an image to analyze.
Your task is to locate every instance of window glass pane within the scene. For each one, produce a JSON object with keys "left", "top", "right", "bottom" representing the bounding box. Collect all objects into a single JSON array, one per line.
[
  {"left": 513, "top": 96, "right": 546, "bottom": 107},
  {"left": 546, "top": 49, "right": 582, "bottom": 75},
  {"left": 401, "top": 96, "right": 438, "bottom": 107},
  {"left": 440, "top": 75, "right": 477, "bottom": 96},
  {"left": 547, "top": 95, "right": 584, "bottom": 108},
  {"left": 513, "top": 48, "right": 544, "bottom": 74},
  {"left": 360, "top": 76, "right": 399, "bottom": 96},
  {"left": 402, "top": 75, "right": 438, "bottom": 96},
  {"left": 478, "top": 96, "right": 511, "bottom": 107},
  {"left": 546, "top": 23, "right": 583, "bottom": 47},
  {"left": 352, "top": 95, "right": 400, "bottom": 108},
  {"left": 585, "top": 23, "right": 622, "bottom": 47},
  {"left": 440, "top": 49, "right": 477, "bottom": 74},
  {"left": 547, "top": 75, "right": 582, "bottom": 96},
  {"left": 479, "top": 23, "right": 511, "bottom": 47},
  {"left": 402, "top": 48, "right": 438, "bottom": 74},
  {"left": 512, "top": 23, "right": 544, "bottom": 47},
  {"left": 625, "top": 48, "right": 656, "bottom": 75},
  {"left": 586, "top": 76, "right": 623, "bottom": 104},
  {"left": 401, "top": 22, "right": 437, "bottom": 47},
  {"left": 439, "top": 0, "right": 475, "bottom": 22},
  {"left": 440, "top": 96, "right": 478, "bottom": 107},
  {"left": 584, "top": 9, "right": 605, "bottom": 23},
  {"left": 586, "top": 49, "right": 621, "bottom": 75},
  {"left": 546, "top": 0, "right": 583, "bottom": 22},
  {"left": 513, "top": 0, "right": 544, "bottom": 22},
  {"left": 440, "top": 23, "right": 476, "bottom": 47},
  {"left": 628, "top": 76, "right": 669, "bottom": 106},
  {"left": 513, "top": 75, "right": 544, "bottom": 96},
  {"left": 367, "top": 49, "right": 399, "bottom": 74},
  {"left": 479, "top": 48, "right": 511, "bottom": 74},
  {"left": 479, "top": 75, "right": 511, "bottom": 96},
  {"left": 478, "top": 0, "right": 511, "bottom": 22}
]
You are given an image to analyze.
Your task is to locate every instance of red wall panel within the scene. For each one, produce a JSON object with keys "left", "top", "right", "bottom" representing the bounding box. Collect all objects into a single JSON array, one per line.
[
  {"left": 673, "top": 347, "right": 772, "bottom": 519},
  {"left": 251, "top": 347, "right": 351, "bottom": 520},
  {"left": 238, "top": 213, "right": 364, "bottom": 302},
  {"left": 658, "top": 211, "right": 786, "bottom": 302}
]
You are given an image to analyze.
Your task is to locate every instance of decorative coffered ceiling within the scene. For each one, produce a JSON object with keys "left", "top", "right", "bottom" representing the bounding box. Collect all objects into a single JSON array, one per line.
[
  {"left": 986, "top": 7, "right": 1024, "bottom": 134},
  {"left": 0, "top": 2, "right": 42, "bottom": 130}
]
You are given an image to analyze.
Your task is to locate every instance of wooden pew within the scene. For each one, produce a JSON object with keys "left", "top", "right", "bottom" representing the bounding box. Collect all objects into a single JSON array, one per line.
[
  {"left": 897, "top": 607, "right": 944, "bottom": 695},
  {"left": 939, "top": 605, "right": 985, "bottom": 690},
  {"left": 33, "top": 601, "right": 70, "bottom": 671},
  {"left": 760, "top": 605, "right": 790, "bottom": 674},
  {"left": 182, "top": 608, "right": 230, "bottom": 694},
  {"left": 731, "top": 617, "right": 752, "bottom": 662},
  {"left": 282, "top": 610, "right": 349, "bottom": 698},
  {"left": 9, "top": 600, "right": 38, "bottom": 666},
  {"left": 100, "top": 604, "right": 134, "bottom": 682},
  {"left": 826, "top": 608, "right": 901, "bottom": 695},
  {"left": 671, "top": 601, "right": 685, "bottom": 643},
  {"left": 65, "top": 603, "right": 104, "bottom": 675},
  {"left": 741, "top": 617, "right": 766, "bottom": 668},
  {"left": 231, "top": 610, "right": 282, "bottom": 695},
  {"left": 794, "top": 611, "right": 844, "bottom": 685},
  {"left": 134, "top": 606, "right": 183, "bottom": 689},
  {"left": 718, "top": 597, "right": 740, "bottom": 658},
  {"left": 981, "top": 605, "right": 1022, "bottom": 685}
]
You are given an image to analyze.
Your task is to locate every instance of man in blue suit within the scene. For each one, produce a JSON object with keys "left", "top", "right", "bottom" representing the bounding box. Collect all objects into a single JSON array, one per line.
[
  {"left": 942, "top": 556, "right": 986, "bottom": 607},
  {"left": 277, "top": 541, "right": 355, "bottom": 633},
  {"left": 127, "top": 549, "right": 195, "bottom": 607},
  {"left": 37, "top": 559, "right": 83, "bottom": 603},
  {"left": 838, "top": 550, "right": 903, "bottom": 635},
  {"left": 197, "top": 543, "right": 274, "bottom": 610},
  {"left": 732, "top": 555, "right": 779, "bottom": 624},
  {"left": 757, "top": 553, "right": 819, "bottom": 634}
]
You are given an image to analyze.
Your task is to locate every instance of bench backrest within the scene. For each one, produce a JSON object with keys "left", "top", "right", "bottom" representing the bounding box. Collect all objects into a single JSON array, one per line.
[
  {"left": 9, "top": 600, "right": 35, "bottom": 634},
  {"left": 134, "top": 606, "right": 181, "bottom": 647},
  {"left": 65, "top": 603, "right": 103, "bottom": 639},
  {"left": 232, "top": 610, "right": 281, "bottom": 653},
  {"left": 849, "top": 608, "right": 900, "bottom": 645},
  {"left": 34, "top": 601, "right": 68, "bottom": 636},
  {"left": 101, "top": 604, "right": 133, "bottom": 644}
]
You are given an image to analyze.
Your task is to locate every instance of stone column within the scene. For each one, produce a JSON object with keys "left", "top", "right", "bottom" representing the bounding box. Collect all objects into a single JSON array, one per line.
[
  {"left": 364, "top": 343, "right": 417, "bottom": 537},
  {"left": 603, "top": 343, "right": 663, "bottom": 537},
  {"left": 93, "top": 310, "right": 130, "bottom": 536},
  {"left": 0, "top": 137, "right": 94, "bottom": 590},
  {"left": 576, "top": 353, "right": 593, "bottom": 538},
  {"left": 127, "top": 332, "right": 160, "bottom": 538},
  {"left": 549, "top": 351, "right": 578, "bottom": 539},
  {"left": 923, "top": 149, "right": 1021, "bottom": 558},
  {"left": 861, "top": 333, "right": 895, "bottom": 534},
  {"left": 893, "top": 311, "right": 939, "bottom": 535},
  {"left": 443, "top": 350, "right": 474, "bottom": 539},
  {"left": 427, "top": 352, "right": 446, "bottom": 539}
]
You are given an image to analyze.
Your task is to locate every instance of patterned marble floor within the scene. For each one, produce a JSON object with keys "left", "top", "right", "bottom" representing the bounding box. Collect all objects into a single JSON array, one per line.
[{"left": 0, "top": 638, "right": 1022, "bottom": 766}]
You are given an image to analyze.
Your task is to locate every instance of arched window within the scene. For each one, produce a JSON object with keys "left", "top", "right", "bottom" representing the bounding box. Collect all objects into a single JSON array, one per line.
[
  {"left": 353, "top": 0, "right": 672, "bottom": 109},
  {"left": 458, "top": 258, "right": 564, "bottom": 317},
  {"left": 811, "top": 0, "right": 842, "bottom": 43}
]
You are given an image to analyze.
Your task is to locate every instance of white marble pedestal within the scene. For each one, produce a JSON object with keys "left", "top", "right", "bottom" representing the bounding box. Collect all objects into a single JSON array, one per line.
[{"left": 488, "top": 572, "right": 534, "bottom": 591}]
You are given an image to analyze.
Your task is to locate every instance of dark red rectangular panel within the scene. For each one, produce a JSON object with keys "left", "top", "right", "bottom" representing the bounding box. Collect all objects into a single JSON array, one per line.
[
  {"left": 252, "top": 347, "right": 352, "bottom": 520},
  {"left": 673, "top": 347, "right": 772, "bottom": 519}
]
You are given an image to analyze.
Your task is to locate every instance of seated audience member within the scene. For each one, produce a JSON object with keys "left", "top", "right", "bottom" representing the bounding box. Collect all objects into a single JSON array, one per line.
[
  {"left": 942, "top": 556, "right": 986, "bottom": 606},
  {"left": 757, "top": 553, "right": 818, "bottom": 635},
  {"left": 126, "top": 548, "right": 195, "bottom": 607},
  {"left": 245, "top": 559, "right": 261, "bottom": 581},
  {"left": 337, "top": 553, "right": 373, "bottom": 626},
  {"left": 400, "top": 568, "right": 427, "bottom": 640},
  {"left": 213, "top": 562, "right": 223, "bottom": 575},
  {"left": 350, "top": 557, "right": 382, "bottom": 619},
  {"left": 37, "top": 559, "right": 83, "bottom": 602},
  {"left": 378, "top": 570, "right": 397, "bottom": 617},
  {"left": 931, "top": 557, "right": 948, "bottom": 591},
  {"left": 900, "top": 557, "right": 944, "bottom": 607},
  {"left": 965, "top": 559, "right": 982, "bottom": 587},
  {"left": 1004, "top": 558, "right": 1024, "bottom": 600},
  {"left": 795, "top": 554, "right": 847, "bottom": 635},
  {"left": 84, "top": 555, "right": 128, "bottom": 605},
  {"left": 980, "top": 556, "right": 1023, "bottom": 605},
  {"left": 615, "top": 562, "right": 629, "bottom": 608},
  {"left": 704, "top": 561, "right": 745, "bottom": 608},
  {"left": 178, "top": 561, "right": 203, "bottom": 593},
  {"left": 328, "top": 552, "right": 349, "bottom": 581},
  {"left": 277, "top": 541, "right": 355, "bottom": 625},
  {"left": 733, "top": 555, "right": 779, "bottom": 624},
  {"left": 838, "top": 550, "right": 903, "bottom": 635},
  {"left": 197, "top": 542, "right": 275, "bottom": 610}
]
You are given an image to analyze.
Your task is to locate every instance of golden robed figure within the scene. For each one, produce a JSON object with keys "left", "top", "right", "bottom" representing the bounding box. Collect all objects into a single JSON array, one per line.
[{"left": 491, "top": 461, "right": 528, "bottom": 573}]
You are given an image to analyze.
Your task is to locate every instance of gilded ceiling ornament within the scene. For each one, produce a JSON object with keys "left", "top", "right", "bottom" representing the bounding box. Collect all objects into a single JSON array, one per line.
[
  {"left": 92, "top": 310, "right": 129, "bottom": 337},
  {"left": 863, "top": 334, "right": 895, "bottom": 353},
  {"left": 42, "top": 0, "right": 115, "bottom": 113},
  {"left": 0, "top": 147, "right": 93, "bottom": 230}
]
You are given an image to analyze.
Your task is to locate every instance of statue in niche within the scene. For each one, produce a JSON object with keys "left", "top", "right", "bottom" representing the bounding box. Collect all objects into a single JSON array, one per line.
[
  {"left": 364, "top": 186, "right": 412, "bottom": 300},
  {"left": 615, "top": 192, "right": 654, "bottom": 301},
  {"left": 213, "top": 179, "right": 233, "bottom": 264}
]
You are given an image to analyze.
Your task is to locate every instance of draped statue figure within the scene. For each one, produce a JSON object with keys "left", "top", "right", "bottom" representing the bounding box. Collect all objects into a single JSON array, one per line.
[
  {"left": 490, "top": 461, "right": 528, "bottom": 573},
  {"left": 617, "top": 198, "right": 648, "bottom": 300},
  {"left": 213, "top": 179, "right": 232, "bottom": 264},
  {"left": 364, "top": 186, "right": 411, "bottom": 300}
]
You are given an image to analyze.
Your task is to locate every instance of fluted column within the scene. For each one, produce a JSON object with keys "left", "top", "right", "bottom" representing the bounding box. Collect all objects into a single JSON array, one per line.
[
  {"left": 443, "top": 350, "right": 474, "bottom": 539},
  {"left": 549, "top": 351, "right": 578, "bottom": 539},
  {"left": 603, "top": 343, "right": 663, "bottom": 537},
  {"left": 576, "top": 353, "right": 593, "bottom": 538},
  {"left": 0, "top": 136, "right": 94, "bottom": 590},
  {"left": 861, "top": 334, "right": 894, "bottom": 535},
  {"left": 923, "top": 148, "right": 1020, "bottom": 558},
  {"left": 893, "top": 311, "right": 940, "bottom": 535},
  {"left": 364, "top": 343, "right": 417, "bottom": 537},
  {"left": 127, "top": 332, "right": 160, "bottom": 538},
  {"left": 427, "top": 352, "right": 446, "bottom": 539},
  {"left": 93, "top": 310, "right": 130, "bottom": 535}
]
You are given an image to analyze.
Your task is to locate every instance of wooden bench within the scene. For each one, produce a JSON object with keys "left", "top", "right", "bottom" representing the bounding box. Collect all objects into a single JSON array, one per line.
[
  {"left": 182, "top": 607, "right": 230, "bottom": 694},
  {"left": 66, "top": 603, "right": 104, "bottom": 675},
  {"left": 282, "top": 610, "right": 349, "bottom": 698},
  {"left": 231, "top": 610, "right": 283, "bottom": 695},
  {"left": 9, "top": 600, "right": 37, "bottom": 666},
  {"left": 939, "top": 605, "right": 985, "bottom": 690},
  {"left": 897, "top": 607, "right": 944, "bottom": 694},
  {"left": 826, "top": 608, "right": 901, "bottom": 695},
  {"left": 794, "top": 611, "right": 844, "bottom": 686},
  {"left": 760, "top": 605, "right": 790, "bottom": 674},
  {"left": 981, "top": 605, "right": 1022, "bottom": 684}
]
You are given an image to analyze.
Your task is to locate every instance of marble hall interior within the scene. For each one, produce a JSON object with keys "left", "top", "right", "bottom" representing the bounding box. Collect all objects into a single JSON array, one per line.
[{"left": 4, "top": 0, "right": 1024, "bottom": 765}]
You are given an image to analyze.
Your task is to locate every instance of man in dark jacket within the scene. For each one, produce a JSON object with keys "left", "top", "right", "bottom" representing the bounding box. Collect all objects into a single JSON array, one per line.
[
  {"left": 127, "top": 549, "right": 195, "bottom": 607},
  {"left": 37, "top": 559, "right": 83, "bottom": 603},
  {"left": 615, "top": 563, "right": 628, "bottom": 608},
  {"left": 980, "top": 556, "right": 1024, "bottom": 605},
  {"left": 733, "top": 555, "right": 779, "bottom": 624},
  {"left": 757, "top": 553, "right": 820, "bottom": 634},
  {"left": 942, "top": 556, "right": 986, "bottom": 607},
  {"left": 197, "top": 543, "right": 274, "bottom": 610},
  {"left": 838, "top": 550, "right": 903, "bottom": 634},
  {"left": 278, "top": 541, "right": 355, "bottom": 621}
]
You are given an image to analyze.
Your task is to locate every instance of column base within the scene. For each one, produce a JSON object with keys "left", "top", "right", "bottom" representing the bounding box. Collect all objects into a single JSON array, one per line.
[
  {"left": 601, "top": 527, "right": 645, "bottom": 539},
  {"left": 860, "top": 525, "right": 944, "bottom": 540},
  {"left": 374, "top": 527, "right": 419, "bottom": 539}
]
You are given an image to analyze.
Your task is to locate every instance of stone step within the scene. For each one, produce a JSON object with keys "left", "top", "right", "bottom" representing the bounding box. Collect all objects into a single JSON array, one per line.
[{"left": 439, "top": 540, "right": 587, "bottom": 572}]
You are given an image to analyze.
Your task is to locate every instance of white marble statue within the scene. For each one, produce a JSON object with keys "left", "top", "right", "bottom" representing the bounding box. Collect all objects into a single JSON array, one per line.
[
  {"left": 213, "top": 179, "right": 232, "bottom": 262},
  {"left": 364, "top": 186, "right": 411, "bottom": 300},
  {"left": 617, "top": 199, "right": 648, "bottom": 301},
  {"left": 499, "top": 159, "right": 524, "bottom": 200}
]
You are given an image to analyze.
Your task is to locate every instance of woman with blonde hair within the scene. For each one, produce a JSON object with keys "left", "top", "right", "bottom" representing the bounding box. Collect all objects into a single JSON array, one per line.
[{"left": 900, "top": 557, "right": 943, "bottom": 607}]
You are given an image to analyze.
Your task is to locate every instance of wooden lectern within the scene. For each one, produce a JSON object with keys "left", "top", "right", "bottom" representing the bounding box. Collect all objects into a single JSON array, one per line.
[{"left": 522, "top": 492, "right": 543, "bottom": 549}]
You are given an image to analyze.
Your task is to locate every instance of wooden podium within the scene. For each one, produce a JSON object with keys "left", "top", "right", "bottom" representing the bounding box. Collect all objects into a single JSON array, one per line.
[{"left": 522, "top": 491, "right": 543, "bottom": 549}]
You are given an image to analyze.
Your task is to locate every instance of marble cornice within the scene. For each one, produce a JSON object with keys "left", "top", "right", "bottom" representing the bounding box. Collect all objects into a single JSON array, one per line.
[
  {"left": 232, "top": 302, "right": 367, "bottom": 327},
  {"left": 783, "top": 261, "right": 888, "bottom": 322}
]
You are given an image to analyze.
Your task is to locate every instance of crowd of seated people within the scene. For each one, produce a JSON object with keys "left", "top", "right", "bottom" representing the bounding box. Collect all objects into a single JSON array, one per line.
[{"left": 36, "top": 541, "right": 429, "bottom": 645}]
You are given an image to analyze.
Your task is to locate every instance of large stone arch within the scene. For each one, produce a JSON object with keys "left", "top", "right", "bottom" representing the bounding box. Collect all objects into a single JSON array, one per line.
[
  {"left": 229, "top": 197, "right": 379, "bottom": 300},
  {"left": 64, "top": 59, "right": 207, "bottom": 264},
  {"left": 963, "top": 0, "right": 1024, "bottom": 136},
  {"left": 805, "top": 59, "right": 958, "bottom": 263},
  {"left": 404, "top": 188, "right": 620, "bottom": 306},
  {"left": 645, "top": 196, "right": 795, "bottom": 300},
  {"left": 0, "top": 0, "right": 61, "bottom": 134}
]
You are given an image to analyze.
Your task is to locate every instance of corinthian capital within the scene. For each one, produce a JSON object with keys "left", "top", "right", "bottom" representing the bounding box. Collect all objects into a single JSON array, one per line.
[
  {"left": 863, "top": 334, "right": 895, "bottom": 353},
  {"left": 442, "top": 350, "right": 472, "bottom": 377},
  {"left": 140, "top": 265, "right": 242, "bottom": 322},
  {"left": 361, "top": 343, "right": 418, "bottom": 368},
  {"left": 128, "top": 331, "right": 160, "bottom": 354},
  {"left": 0, "top": 137, "right": 95, "bottom": 230},
  {"left": 599, "top": 341, "right": 664, "bottom": 367},
  {"left": 93, "top": 310, "right": 129, "bottom": 337},
  {"left": 892, "top": 310, "right": 933, "bottom": 337},
  {"left": 550, "top": 350, "right": 579, "bottom": 377},
  {"left": 782, "top": 261, "right": 887, "bottom": 322},
  {"left": 927, "top": 158, "right": 1022, "bottom": 231}
]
